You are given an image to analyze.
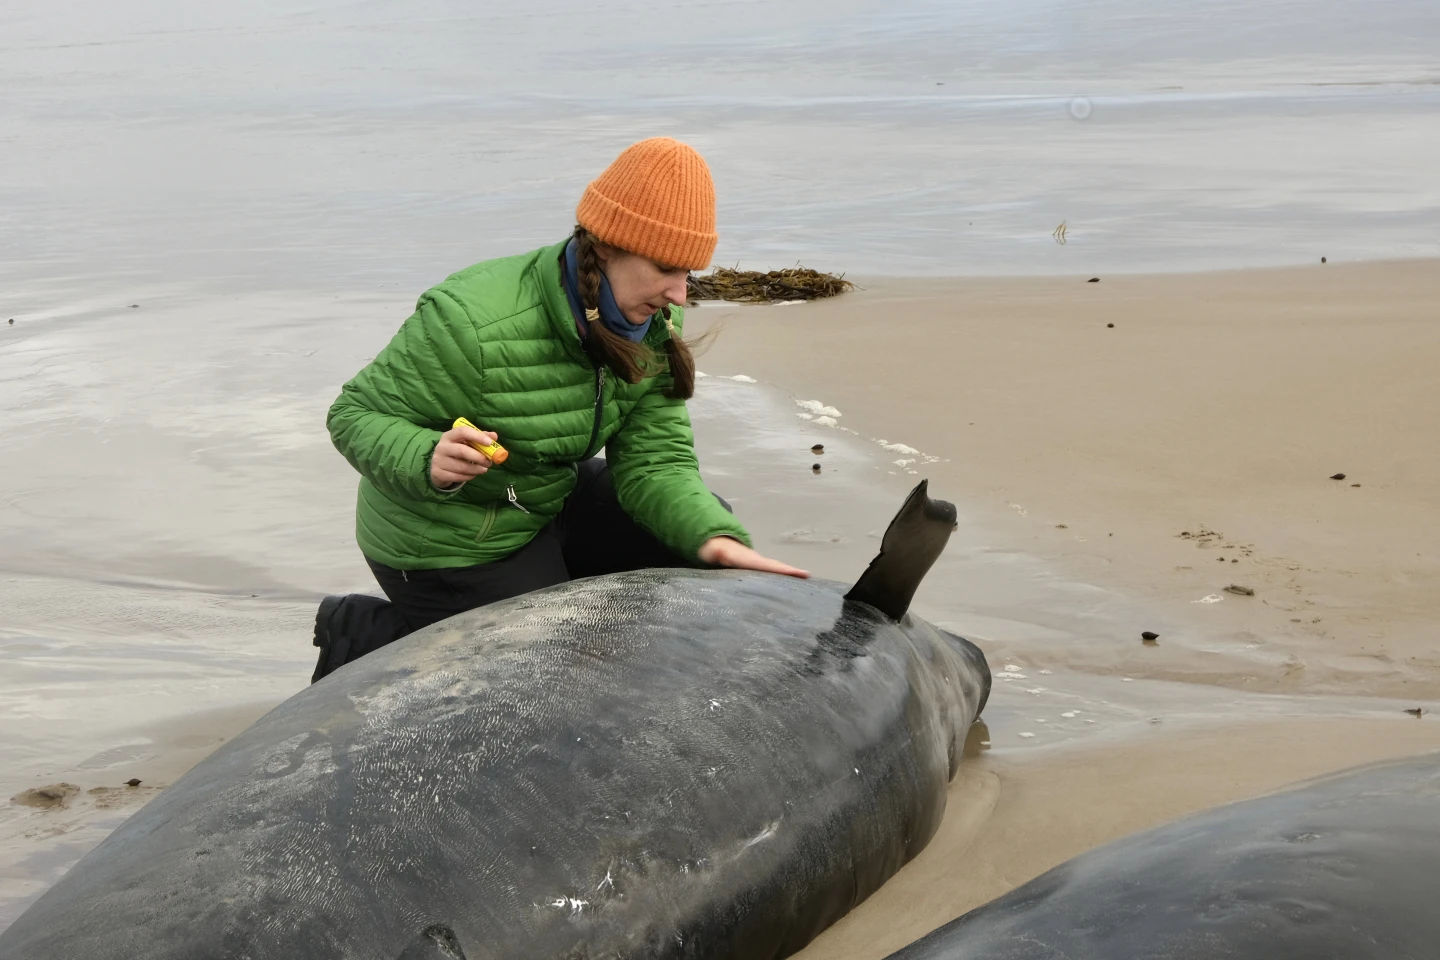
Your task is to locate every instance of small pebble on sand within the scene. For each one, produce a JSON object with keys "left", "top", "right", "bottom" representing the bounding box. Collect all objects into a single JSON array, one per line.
[
  {"left": 125, "top": 778, "right": 142, "bottom": 787},
  {"left": 129, "top": 304, "right": 139, "bottom": 309},
  {"left": 1405, "top": 708, "right": 1424, "bottom": 718},
  {"left": 1088, "top": 277, "right": 1100, "bottom": 283},
  {"left": 1321, "top": 256, "right": 1327, "bottom": 263},
  {"left": 1106, "top": 323, "right": 1114, "bottom": 328},
  {"left": 811, "top": 464, "right": 821, "bottom": 474},
  {"left": 1141, "top": 631, "right": 1159, "bottom": 643},
  {"left": 1330, "top": 473, "right": 1346, "bottom": 480},
  {"left": 1351, "top": 483, "right": 1361, "bottom": 487},
  {"left": 1224, "top": 584, "right": 1256, "bottom": 596},
  {"left": 810, "top": 444, "right": 824, "bottom": 455}
]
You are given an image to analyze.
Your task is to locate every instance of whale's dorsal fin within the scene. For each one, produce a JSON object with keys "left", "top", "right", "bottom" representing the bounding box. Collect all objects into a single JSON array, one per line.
[
  {"left": 845, "top": 480, "right": 957, "bottom": 620},
  {"left": 397, "top": 924, "right": 469, "bottom": 960}
]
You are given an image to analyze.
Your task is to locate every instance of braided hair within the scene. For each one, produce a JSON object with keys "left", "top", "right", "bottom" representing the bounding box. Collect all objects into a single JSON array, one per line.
[{"left": 571, "top": 224, "right": 700, "bottom": 400}]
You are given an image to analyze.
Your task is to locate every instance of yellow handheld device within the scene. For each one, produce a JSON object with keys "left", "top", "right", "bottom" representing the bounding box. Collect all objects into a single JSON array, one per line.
[{"left": 452, "top": 417, "right": 508, "bottom": 465}]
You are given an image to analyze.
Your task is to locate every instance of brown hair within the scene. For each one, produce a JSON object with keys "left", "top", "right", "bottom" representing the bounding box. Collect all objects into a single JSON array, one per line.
[{"left": 571, "top": 224, "right": 700, "bottom": 400}]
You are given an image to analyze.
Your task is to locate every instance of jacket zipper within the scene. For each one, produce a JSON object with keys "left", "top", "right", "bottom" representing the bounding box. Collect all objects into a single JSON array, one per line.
[
  {"left": 578, "top": 365, "right": 606, "bottom": 461},
  {"left": 505, "top": 484, "right": 530, "bottom": 514}
]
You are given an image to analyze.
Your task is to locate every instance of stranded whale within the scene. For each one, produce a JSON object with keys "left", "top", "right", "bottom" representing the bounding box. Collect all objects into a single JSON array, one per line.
[
  {"left": 0, "top": 481, "right": 990, "bottom": 960},
  {"left": 884, "top": 753, "right": 1440, "bottom": 960}
]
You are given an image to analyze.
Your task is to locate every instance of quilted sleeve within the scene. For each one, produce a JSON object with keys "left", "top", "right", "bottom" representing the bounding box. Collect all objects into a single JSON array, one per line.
[
  {"left": 326, "top": 287, "right": 481, "bottom": 503},
  {"left": 606, "top": 365, "right": 752, "bottom": 561}
]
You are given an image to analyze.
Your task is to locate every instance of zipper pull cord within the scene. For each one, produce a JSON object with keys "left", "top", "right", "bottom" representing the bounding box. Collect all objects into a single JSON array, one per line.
[{"left": 506, "top": 484, "right": 530, "bottom": 513}]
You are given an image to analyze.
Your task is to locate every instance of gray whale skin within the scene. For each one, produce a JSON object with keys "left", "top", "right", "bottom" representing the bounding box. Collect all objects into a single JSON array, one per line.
[
  {"left": 0, "top": 480, "right": 990, "bottom": 960},
  {"left": 883, "top": 752, "right": 1440, "bottom": 960}
]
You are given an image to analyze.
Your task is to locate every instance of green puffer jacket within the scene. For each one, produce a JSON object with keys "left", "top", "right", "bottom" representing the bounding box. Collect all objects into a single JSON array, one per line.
[{"left": 327, "top": 238, "right": 751, "bottom": 570}]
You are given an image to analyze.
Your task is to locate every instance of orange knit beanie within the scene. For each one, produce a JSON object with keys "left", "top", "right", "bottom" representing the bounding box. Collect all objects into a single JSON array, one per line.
[{"left": 576, "top": 137, "right": 718, "bottom": 271}]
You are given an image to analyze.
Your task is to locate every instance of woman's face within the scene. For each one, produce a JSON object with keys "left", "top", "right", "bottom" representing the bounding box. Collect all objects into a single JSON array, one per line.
[{"left": 595, "top": 244, "right": 691, "bottom": 325}]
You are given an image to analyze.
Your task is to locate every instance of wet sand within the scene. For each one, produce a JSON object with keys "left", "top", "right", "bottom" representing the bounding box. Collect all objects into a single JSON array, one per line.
[{"left": 690, "top": 258, "right": 1440, "bottom": 698}]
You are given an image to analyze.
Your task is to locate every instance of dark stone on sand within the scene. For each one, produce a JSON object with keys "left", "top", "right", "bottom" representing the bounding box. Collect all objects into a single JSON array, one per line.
[
  {"left": 811, "top": 444, "right": 824, "bottom": 455},
  {"left": 1331, "top": 473, "right": 1346, "bottom": 480},
  {"left": 1141, "top": 631, "right": 1159, "bottom": 642},
  {"left": 11, "top": 784, "right": 80, "bottom": 809},
  {"left": 1351, "top": 483, "right": 1361, "bottom": 488},
  {"left": 125, "top": 779, "right": 142, "bottom": 788},
  {"left": 1106, "top": 323, "right": 1114, "bottom": 328},
  {"left": 1088, "top": 277, "right": 1100, "bottom": 283},
  {"left": 1321, "top": 256, "right": 1327, "bottom": 263},
  {"left": 1224, "top": 584, "right": 1255, "bottom": 596},
  {"left": 128, "top": 304, "right": 139, "bottom": 309},
  {"left": 1406, "top": 708, "right": 1424, "bottom": 718},
  {"left": 812, "top": 463, "right": 821, "bottom": 474},
  {"left": 7, "top": 318, "right": 12, "bottom": 325}
]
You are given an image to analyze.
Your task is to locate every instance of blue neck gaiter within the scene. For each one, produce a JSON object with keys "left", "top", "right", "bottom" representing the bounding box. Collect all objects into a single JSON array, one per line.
[{"left": 561, "top": 238, "right": 653, "bottom": 343}]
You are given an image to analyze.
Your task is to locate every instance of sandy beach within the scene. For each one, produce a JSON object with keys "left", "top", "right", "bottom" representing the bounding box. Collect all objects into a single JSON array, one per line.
[{"left": 692, "top": 259, "right": 1440, "bottom": 699}]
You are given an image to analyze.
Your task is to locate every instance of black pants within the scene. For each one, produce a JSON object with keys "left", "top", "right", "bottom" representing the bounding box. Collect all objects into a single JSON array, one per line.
[{"left": 313, "top": 459, "right": 725, "bottom": 681}]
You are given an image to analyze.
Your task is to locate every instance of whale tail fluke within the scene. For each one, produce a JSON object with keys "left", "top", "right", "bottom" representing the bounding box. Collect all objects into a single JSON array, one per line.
[{"left": 845, "top": 480, "right": 957, "bottom": 621}]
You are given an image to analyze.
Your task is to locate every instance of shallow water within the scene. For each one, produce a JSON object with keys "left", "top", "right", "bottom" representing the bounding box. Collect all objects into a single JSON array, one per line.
[{"left": 3, "top": 0, "right": 1439, "bottom": 298}]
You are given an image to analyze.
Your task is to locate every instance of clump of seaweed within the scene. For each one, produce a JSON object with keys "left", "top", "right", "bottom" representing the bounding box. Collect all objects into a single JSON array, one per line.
[{"left": 687, "top": 266, "right": 854, "bottom": 304}]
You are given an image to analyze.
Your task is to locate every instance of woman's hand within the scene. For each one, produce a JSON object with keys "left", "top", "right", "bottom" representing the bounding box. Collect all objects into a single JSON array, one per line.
[
  {"left": 430, "top": 425, "right": 498, "bottom": 488},
  {"left": 698, "top": 537, "right": 810, "bottom": 579}
]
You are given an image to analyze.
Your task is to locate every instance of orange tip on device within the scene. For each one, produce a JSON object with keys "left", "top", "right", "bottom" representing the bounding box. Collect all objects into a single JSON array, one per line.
[{"left": 453, "top": 417, "right": 508, "bottom": 464}]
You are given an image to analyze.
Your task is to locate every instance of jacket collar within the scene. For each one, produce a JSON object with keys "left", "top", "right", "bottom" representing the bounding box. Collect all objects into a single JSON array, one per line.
[
  {"left": 532, "top": 237, "right": 676, "bottom": 365},
  {"left": 533, "top": 238, "right": 590, "bottom": 365}
]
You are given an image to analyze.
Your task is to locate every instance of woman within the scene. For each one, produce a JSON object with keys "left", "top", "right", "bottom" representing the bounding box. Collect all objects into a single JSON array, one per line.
[{"left": 312, "top": 137, "right": 807, "bottom": 681}]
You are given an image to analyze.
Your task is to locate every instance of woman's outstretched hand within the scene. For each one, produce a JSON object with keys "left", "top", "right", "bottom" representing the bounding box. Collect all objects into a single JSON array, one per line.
[
  {"left": 698, "top": 537, "right": 810, "bottom": 579},
  {"left": 431, "top": 425, "right": 497, "bottom": 488}
]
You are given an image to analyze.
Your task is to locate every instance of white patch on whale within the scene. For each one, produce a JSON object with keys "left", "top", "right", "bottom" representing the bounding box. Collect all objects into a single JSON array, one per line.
[
  {"left": 549, "top": 897, "right": 589, "bottom": 915},
  {"left": 743, "top": 820, "right": 781, "bottom": 849}
]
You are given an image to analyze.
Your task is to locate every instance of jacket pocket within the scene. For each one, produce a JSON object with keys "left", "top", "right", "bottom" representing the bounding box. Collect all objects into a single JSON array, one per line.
[{"left": 473, "top": 501, "right": 499, "bottom": 543}]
